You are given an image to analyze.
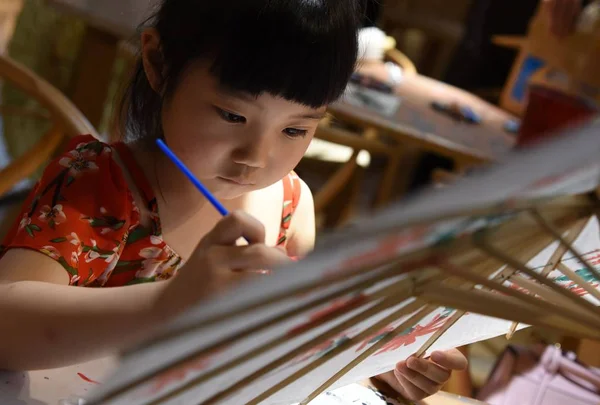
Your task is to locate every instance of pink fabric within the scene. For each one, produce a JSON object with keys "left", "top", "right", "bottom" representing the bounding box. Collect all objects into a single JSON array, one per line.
[{"left": 477, "top": 345, "right": 600, "bottom": 405}]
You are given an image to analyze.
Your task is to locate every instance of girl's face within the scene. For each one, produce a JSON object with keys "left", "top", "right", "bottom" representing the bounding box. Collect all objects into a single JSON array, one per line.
[{"left": 160, "top": 62, "right": 325, "bottom": 199}]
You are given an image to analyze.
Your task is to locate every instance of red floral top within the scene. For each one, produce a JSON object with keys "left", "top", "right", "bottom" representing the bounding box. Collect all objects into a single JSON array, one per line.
[{"left": 0, "top": 135, "right": 301, "bottom": 287}]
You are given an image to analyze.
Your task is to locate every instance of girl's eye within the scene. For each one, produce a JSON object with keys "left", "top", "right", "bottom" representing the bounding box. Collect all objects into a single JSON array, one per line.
[
  {"left": 216, "top": 108, "right": 246, "bottom": 124},
  {"left": 283, "top": 127, "right": 308, "bottom": 138}
]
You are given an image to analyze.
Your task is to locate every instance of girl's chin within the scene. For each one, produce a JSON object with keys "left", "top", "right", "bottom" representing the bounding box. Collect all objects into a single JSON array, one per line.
[{"left": 211, "top": 183, "right": 255, "bottom": 200}]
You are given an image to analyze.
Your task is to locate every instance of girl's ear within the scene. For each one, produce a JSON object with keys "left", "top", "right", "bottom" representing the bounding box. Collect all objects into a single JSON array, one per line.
[{"left": 141, "top": 28, "right": 165, "bottom": 93}]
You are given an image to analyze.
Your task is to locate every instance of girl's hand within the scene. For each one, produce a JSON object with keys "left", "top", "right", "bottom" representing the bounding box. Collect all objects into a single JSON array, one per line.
[
  {"left": 373, "top": 349, "right": 468, "bottom": 401},
  {"left": 158, "top": 211, "right": 291, "bottom": 317},
  {"left": 545, "top": 0, "right": 582, "bottom": 38}
]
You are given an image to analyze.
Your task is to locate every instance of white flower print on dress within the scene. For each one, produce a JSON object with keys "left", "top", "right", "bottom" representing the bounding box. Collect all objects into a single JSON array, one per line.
[
  {"left": 40, "top": 245, "right": 60, "bottom": 260},
  {"left": 66, "top": 232, "right": 84, "bottom": 256},
  {"left": 59, "top": 148, "right": 99, "bottom": 177},
  {"left": 136, "top": 246, "right": 180, "bottom": 280},
  {"left": 96, "top": 246, "right": 121, "bottom": 285},
  {"left": 84, "top": 239, "right": 101, "bottom": 263},
  {"left": 150, "top": 235, "right": 163, "bottom": 245},
  {"left": 39, "top": 204, "right": 67, "bottom": 226},
  {"left": 18, "top": 214, "right": 31, "bottom": 230},
  {"left": 71, "top": 251, "right": 80, "bottom": 267}
]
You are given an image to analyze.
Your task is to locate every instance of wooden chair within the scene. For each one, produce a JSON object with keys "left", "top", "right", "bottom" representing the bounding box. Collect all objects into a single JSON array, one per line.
[
  {"left": 0, "top": 0, "right": 23, "bottom": 54},
  {"left": 356, "top": 37, "right": 418, "bottom": 82},
  {"left": 308, "top": 41, "right": 418, "bottom": 226},
  {"left": 385, "top": 47, "right": 417, "bottom": 76},
  {"left": 0, "top": 54, "right": 98, "bottom": 199},
  {"left": 380, "top": 0, "right": 473, "bottom": 78},
  {"left": 305, "top": 122, "right": 375, "bottom": 226},
  {"left": 303, "top": 116, "right": 410, "bottom": 227}
]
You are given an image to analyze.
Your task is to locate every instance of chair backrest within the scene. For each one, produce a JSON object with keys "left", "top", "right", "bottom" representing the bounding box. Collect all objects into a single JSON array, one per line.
[
  {"left": 383, "top": 0, "right": 473, "bottom": 26},
  {"left": 381, "top": 0, "right": 473, "bottom": 78},
  {"left": 500, "top": 1, "right": 600, "bottom": 116},
  {"left": 0, "top": 0, "right": 23, "bottom": 53},
  {"left": 385, "top": 48, "right": 417, "bottom": 76},
  {"left": 0, "top": 54, "right": 99, "bottom": 198},
  {"left": 0, "top": 54, "right": 98, "bottom": 137}
]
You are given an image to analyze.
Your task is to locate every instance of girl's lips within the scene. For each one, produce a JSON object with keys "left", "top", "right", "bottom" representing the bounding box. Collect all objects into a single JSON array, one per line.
[{"left": 218, "top": 176, "right": 255, "bottom": 186}]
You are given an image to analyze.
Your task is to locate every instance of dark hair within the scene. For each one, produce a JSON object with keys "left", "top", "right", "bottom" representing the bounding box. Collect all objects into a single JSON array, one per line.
[{"left": 117, "top": 0, "right": 362, "bottom": 141}]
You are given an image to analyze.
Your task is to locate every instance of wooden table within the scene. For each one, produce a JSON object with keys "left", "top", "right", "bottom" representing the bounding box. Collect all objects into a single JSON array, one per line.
[
  {"left": 329, "top": 73, "right": 517, "bottom": 204},
  {"left": 331, "top": 74, "right": 516, "bottom": 167}
]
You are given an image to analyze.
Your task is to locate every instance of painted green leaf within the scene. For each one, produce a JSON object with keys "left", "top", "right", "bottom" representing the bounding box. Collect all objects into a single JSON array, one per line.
[
  {"left": 85, "top": 141, "right": 104, "bottom": 155},
  {"left": 25, "top": 227, "right": 34, "bottom": 238},
  {"left": 58, "top": 257, "right": 78, "bottom": 276},
  {"left": 282, "top": 214, "right": 292, "bottom": 223},
  {"left": 112, "top": 260, "right": 144, "bottom": 275},
  {"left": 28, "top": 196, "right": 40, "bottom": 212},
  {"left": 433, "top": 233, "right": 456, "bottom": 247},
  {"left": 66, "top": 176, "right": 75, "bottom": 187},
  {"left": 84, "top": 268, "right": 94, "bottom": 284},
  {"left": 126, "top": 277, "right": 156, "bottom": 285},
  {"left": 111, "top": 221, "right": 126, "bottom": 230},
  {"left": 30, "top": 224, "right": 41, "bottom": 232},
  {"left": 126, "top": 227, "right": 150, "bottom": 245},
  {"left": 82, "top": 245, "right": 115, "bottom": 256},
  {"left": 90, "top": 219, "right": 107, "bottom": 227},
  {"left": 50, "top": 237, "right": 67, "bottom": 243},
  {"left": 89, "top": 216, "right": 126, "bottom": 231}
]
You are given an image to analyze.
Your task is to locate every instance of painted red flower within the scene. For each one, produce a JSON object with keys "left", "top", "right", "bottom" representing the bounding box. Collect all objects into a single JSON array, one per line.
[
  {"left": 355, "top": 310, "right": 454, "bottom": 355},
  {"left": 355, "top": 325, "right": 395, "bottom": 352},
  {"left": 373, "top": 313, "right": 452, "bottom": 355},
  {"left": 287, "top": 294, "right": 368, "bottom": 337},
  {"left": 148, "top": 351, "right": 220, "bottom": 394}
]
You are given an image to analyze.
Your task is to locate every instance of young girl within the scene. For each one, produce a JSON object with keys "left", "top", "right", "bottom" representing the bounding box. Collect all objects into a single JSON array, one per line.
[{"left": 0, "top": 0, "right": 466, "bottom": 401}]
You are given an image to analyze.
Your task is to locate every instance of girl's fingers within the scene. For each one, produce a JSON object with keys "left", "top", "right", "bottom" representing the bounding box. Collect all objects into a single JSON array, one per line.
[
  {"left": 406, "top": 356, "right": 452, "bottom": 385},
  {"left": 220, "top": 244, "right": 291, "bottom": 270},
  {"left": 431, "top": 349, "right": 468, "bottom": 371},
  {"left": 372, "top": 370, "right": 405, "bottom": 397},
  {"left": 394, "top": 365, "right": 441, "bottom": 400},
  {"left": 201, "top": 210, "right": 266, "bottom": 246}
]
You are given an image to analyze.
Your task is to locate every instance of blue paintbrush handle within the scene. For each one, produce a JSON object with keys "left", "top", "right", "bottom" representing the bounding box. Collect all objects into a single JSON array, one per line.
[
  {"left": 156, "top": 139, "right": 229, "bottom": 216},
  {"left": 156, "top": 139, "right": 275, "bottom": 270}
]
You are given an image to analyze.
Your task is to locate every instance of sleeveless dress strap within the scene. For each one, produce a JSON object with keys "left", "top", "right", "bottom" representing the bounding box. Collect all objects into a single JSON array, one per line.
[{"left": 277, "top": 172, "right": 302, "bottom": 247}]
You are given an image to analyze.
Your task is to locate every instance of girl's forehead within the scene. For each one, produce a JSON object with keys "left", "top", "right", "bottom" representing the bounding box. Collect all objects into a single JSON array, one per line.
[{"left": 181, "top": 64, "right": 328, "bottom": 113}]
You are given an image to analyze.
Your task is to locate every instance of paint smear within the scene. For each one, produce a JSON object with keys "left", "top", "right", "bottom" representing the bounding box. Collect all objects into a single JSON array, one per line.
[{"left": 77, "top": 372, "right": 100, "bottom": 385}]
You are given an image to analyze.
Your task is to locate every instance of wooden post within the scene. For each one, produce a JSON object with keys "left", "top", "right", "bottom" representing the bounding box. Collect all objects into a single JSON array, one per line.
[{"left": 69, "top": 25, "right": 119, "bottom": 130}]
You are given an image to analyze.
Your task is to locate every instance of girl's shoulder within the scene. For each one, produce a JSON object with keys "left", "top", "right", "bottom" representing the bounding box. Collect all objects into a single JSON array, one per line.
[{"left": 0, "top": 134, "right": 136, "bottom": 286}]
